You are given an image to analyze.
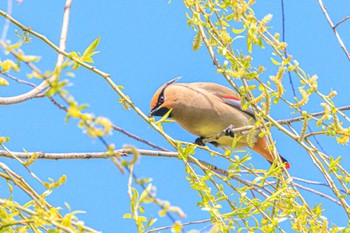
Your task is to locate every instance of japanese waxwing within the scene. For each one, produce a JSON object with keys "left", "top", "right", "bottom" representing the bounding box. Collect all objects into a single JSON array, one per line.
[{"left": 149, "top": 78, "right": 290, "bottom": 169}]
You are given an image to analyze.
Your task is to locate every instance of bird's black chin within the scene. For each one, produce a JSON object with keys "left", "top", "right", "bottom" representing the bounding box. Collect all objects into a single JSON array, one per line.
[{"left": 149, "top": 107, "right": 172, "bottom": 118}]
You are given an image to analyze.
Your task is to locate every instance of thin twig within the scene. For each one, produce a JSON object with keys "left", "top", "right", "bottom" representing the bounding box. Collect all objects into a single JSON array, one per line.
[
  {"left": 200, "top": 105, "right": 350, "bottom": 144},
  {"left": 293, "top": 176, "right": 347, "bottom": 194},
  {"left": 280, "top": 0, "right": 327, "bottom": 154},
  {"left": 1, "top": 144, "right": 45, "bottom": 186},
  {"left": 318, "top": 0, "right": 350, "bottom": 60},
  {"left": 294, "top": 183, "right": 342, "bottom": 206},
  {"left": 280, "top": 0, "right": 297, "bottom": 97},
  {"left": 1, "top": 0, "right": 12, "bottom": 41},
  {"left": 112, "top": 125, "right": 169, "bottom": 152},
  {"left": 0, "top": 71, "right": 37, "bottom": 87},
  {"left": 0, "top": 0, "right": 72, "bottom": 104},
  {"left": 2, "top": 65, "right": 166, "bottom": 152},
  {"left": 0, "top": 198, "right": 100, "bottom": 233},
  {"left": 334, "top": 16, "right": 350, "bottom": 29}
]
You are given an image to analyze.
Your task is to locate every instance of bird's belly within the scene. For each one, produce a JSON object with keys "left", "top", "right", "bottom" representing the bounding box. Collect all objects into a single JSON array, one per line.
[
  {"left": 175, "top": 109, "right": 252, "bottom": 139},
  {"left": 172, "top": 100, "right": 256, "bottom": 149},
  {"left": 176, "top": 114, "right": 231, "bottom": 137}
]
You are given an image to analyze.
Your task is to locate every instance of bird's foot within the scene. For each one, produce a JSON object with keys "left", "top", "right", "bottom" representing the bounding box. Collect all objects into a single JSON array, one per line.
[
  {"left": 194, "top": 137, "right": 206, "bottom": 146},
  {"left": 224, "top": 125, "right": 235, "bottom": 137}
]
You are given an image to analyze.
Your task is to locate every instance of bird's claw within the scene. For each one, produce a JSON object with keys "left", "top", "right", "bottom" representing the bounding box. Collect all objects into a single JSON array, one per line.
[
  {"left": 194, "top": 137, "right": 206, "bottom": 146},
  {"left": 224, "top": 125, "right": 235, "bottom": 137}
]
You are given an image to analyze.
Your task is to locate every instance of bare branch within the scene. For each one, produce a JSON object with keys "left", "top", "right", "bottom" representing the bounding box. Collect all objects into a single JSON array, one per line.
[
  {"left": 334, "top": 16, "right": 350, "bottom": 29},
  {"left": 0, "top": 149, "right": 229, "bottom": 176},
  {"left": 294, "top": 183, "right": 342, "bottom": 206},
  {"left": 293, "top": 176, "right": 347, "bottom": 194},
  {"left": 202, "top": 105, "right": 350, "bottom": 143},
  {"left": 1, "top": 45, "right": 167, "bottom": 152},
  {"left": 0, "top": 149, "right": 178, "bottom": 160},
  {"left": 1, "top": 0, "right": 12, "bottom": 41},
  {"left": 0, "top": 0, "right": 72, "bottom": 105},
  {"left": 318, "top": 0, "right": 350, "bottom": 60},
  {"left": 112, "top": 125, "right": 169, "bottom": 152},
  {"left": 0, "top": 71, "right": 36, "bottom": 87},
  {"left": 145, "top": 219, "right": 212, "bottom": 233},
  {"left": 1, "top": 144, "right": 45, "bottom": 187}
]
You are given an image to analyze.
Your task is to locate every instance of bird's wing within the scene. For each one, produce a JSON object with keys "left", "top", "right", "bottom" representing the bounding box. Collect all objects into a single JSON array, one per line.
[
  {"left": 221, "top": 95, "right": 255, "bottom": 119},
  {"left": 188, "top": 82, "right": 255, "bottom": 119}
]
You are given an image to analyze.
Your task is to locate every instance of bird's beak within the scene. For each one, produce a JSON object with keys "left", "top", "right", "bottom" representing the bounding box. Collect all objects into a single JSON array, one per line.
[
  {"left": 148, "top": 107, "right": 158, "bottom": 118},
  {"left": 148, "top": 107, "right": 171, "bottom": 118}
]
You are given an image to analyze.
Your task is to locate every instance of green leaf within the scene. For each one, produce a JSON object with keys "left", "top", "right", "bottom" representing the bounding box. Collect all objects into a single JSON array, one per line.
[
  {"left": 70, "top": 51, "right": 79, "bottom": 58},
  {"left": 0, "top": 137, "right": 10, "bottom": 144},
  {"left": 247, "top": 37, "right": 253, "bottom": 53},
  {"left": 139, "top": 183, "right": 152, "bottom": 204},
  {"left": 155, "top": 108, "right": 173, "bottom": 124},
  {"left": 19, "top": 54, "right": 40, "bottom": 63},
  {"left": 65, "top": 71, "right": 75, "bottom": 78},
  {"left": 123, "top": 213, "right": 133, "bottom": 219},
  {"left": 48, "top": 229, "right": 58, "bottom": 233},
  {"left": 82, "top": 36, "right": 101, "bottom": 58},
  {"left": 131, "top": 187, "right": 139, "bottom": 215},
  {"left": 226, "top": 14, "right": 235, "bottom": 21},
  {"left": 5, "top": 42, "right": 22, "bottom": 52},
  {"left": 221, "top": 20, "right": 229, "bottom": 27},
  {"left": 232, "top": 27, "right": 245, "bottom": 34},
  {"left": 145, "top": 217, "right": 157, "bottom": 229},
  {"left": 0, "top": 59, "right": 19, "bottom": 72},
  {"left": 172, "top": 221, "right": 183, "bottom": 233},
  {"left": 138, "top": 215, "right": 147, "bottom": 223},
  {"left": 82, "top": 57, "right": 94, "bottom": 63},
  {"left": 270, "top": 57, "right": 281, "bottom": 66},
  {"left": 0, "top": 77, "right": 9, "bottom": 86}
]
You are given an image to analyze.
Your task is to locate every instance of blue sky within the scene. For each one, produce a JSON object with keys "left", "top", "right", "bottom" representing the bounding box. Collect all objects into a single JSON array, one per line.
[{"left": 1, "top": 1, "right": 350, "bottom": 232}]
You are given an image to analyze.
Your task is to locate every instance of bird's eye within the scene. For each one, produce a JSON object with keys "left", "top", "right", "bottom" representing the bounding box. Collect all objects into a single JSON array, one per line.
[{"left": 158, "top": 95, "right": 165, "bottom": 104}]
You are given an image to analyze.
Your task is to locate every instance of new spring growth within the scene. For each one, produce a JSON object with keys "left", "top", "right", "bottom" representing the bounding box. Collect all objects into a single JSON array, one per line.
[{"left": 299, "top": 111, "right": 309, "bottom": 142}]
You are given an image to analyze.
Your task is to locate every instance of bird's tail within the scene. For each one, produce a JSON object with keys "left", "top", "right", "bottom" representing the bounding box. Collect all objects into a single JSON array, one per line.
[{"left": 252, "top": 137, "right": 290, "bottom": 169}]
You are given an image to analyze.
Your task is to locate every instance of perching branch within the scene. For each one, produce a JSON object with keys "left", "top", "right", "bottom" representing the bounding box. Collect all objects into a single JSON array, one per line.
[{"left": 202, "top": 105, "right": 350, "bottom": 144}]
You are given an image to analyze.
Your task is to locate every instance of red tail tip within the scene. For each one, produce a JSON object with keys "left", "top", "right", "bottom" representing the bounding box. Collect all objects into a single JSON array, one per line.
[{"left": 285, "top": 162, "right": 291, "bottom": 169}]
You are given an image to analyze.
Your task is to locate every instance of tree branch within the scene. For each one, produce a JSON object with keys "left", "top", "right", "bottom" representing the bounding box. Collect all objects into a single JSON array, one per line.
[
  {"left": 0, "top": 0, "right": 72, "bottom": 105},
  {"left": 0, "top": 149, "right": 177, "bottom": 160},
  {"left": 294, "top": 183, "right": 342, "bottom": 206},
  {"left": 334, "top": 16, "right": 350, "bottom": 29},
  {"left": 0, "top": 8, "right": 177, "bottom": 152},
  {"left": 145, "top": 219, "right": 212, "bottom": 233},
  {"left": 0, "top": 149, "right": 345, "bottom": 207},
  {"left": 201, "top": 105, "right": 350, "bottom": 144},
  {"left": 318, "top": 0, "right": 350, "bottom": 60},
  {"left": 1, "top": 0, "right": 12, "bottom": 41},
  {"left": 0, "top": 198, "right": 100, "bottom": 233}
]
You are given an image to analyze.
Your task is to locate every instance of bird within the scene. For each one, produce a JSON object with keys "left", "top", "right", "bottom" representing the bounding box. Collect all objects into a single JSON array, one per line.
[{"left": 149, "top": 78, "right": 290, "bottom": 169}]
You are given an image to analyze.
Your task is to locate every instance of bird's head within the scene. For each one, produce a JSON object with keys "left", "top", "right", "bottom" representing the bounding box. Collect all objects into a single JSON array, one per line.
[{"left": 149, "top": 77, "right": 181, "bottom": 118}]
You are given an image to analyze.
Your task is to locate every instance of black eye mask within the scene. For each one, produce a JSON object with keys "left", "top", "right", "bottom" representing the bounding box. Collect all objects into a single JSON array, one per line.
[{"left": 149, "top": 76, "right": 181, "bottom": 115}]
